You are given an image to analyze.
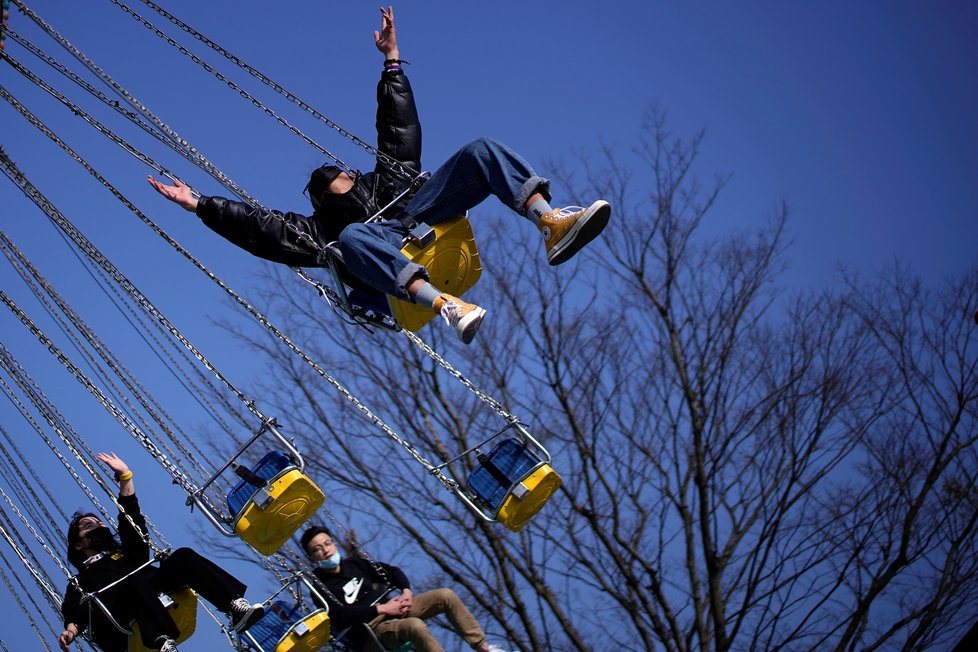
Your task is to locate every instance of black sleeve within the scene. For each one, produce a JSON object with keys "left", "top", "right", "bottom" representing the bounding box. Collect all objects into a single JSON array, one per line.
[
  {"left": 196, "top": 196, "right": 333, "bottom": 266},
  {"left": 373, "top": 561, "right": 410, "bottom": 591},
  {"left": 117, "top": 493, "right": 150, "bottom": 564},
  {"left": 375, "top": 69, "right": 422, "bottom": 176},
  {"left": 61, "top": 582, "right": 86, "bottom": 633}
]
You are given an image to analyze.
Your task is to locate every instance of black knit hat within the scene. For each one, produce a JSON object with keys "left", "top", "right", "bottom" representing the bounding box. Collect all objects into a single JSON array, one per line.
[{"left": 306, "top": 165, "right": 344, "bottom": 203}]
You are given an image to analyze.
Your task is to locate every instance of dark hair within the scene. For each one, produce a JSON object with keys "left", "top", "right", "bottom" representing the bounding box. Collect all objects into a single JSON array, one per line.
[
  {"left": 66, "top": 511, "right": 98, "bottom": 570},
  {"left": 299, "top": 525, "right": 332, "bottom": 554}
]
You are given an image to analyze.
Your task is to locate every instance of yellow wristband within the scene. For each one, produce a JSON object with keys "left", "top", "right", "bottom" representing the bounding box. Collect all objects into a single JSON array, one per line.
[{"left": 116, "top": 470, "right": 133, "bottom": 481}]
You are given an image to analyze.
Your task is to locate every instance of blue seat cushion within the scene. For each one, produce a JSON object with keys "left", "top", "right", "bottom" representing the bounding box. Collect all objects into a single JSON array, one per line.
[
  {"left": 247, "top": 600, "right": 305, "bottom": 651},
  {"left": 466, "top": 438, "right": 541, "bottom": 512},
  {"left": 226, "top": 451, "right": 294, "bottom": 517},
  {"left": 349, "top": 288, "right": 392, "bottom": 317}
]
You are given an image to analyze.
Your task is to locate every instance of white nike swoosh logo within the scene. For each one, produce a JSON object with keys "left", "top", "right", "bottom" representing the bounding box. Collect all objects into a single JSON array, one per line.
[{"left": 343, "top": 577, "right": 364, "bottom": 604}]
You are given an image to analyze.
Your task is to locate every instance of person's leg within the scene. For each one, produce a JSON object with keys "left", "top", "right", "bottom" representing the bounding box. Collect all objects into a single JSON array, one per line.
[
  {"left": 339, "top": 222, "right": 486, "bottom": 343},
  {"left": 403, "top": 137, "right": 551, "bottom": 227},
  {"left": 152, "top": 548, "right": 263, "bottom": 632},
  {"left": 152, "top": 548, "right": 244, "bottom": 607},
  {"left": 371, "top": 616, "right": 446, "bottom": 652},
  {"left": 409, "top": 588, "right": 488, "bottom": 650},
  {"left": 337, "top": 220, "right": 420, "bottom": 300},
  {"left": 405, "top": 137, "right": 611, "bottom": 266},
  {"left": 104, "top": 574, "right": 180, "bottom": 649}
]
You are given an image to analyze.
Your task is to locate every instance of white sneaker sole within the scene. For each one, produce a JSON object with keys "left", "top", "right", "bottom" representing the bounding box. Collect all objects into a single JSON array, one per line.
[
  {"left": 456, "top": 306, "right": 486, "bottom": 344},
  {"left": 547, "top": 200, "right": 611, "bottom": 266}
]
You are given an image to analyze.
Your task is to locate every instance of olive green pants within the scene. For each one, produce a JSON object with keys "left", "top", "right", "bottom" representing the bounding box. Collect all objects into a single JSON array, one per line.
[{"left": 369, "top": 588, "right": 486, "bottom": 652}]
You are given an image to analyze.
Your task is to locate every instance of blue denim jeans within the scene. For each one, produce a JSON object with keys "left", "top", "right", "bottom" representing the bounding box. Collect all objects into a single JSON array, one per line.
[{"left": 337, "top": 137, "right": 551, "bottom": 300}]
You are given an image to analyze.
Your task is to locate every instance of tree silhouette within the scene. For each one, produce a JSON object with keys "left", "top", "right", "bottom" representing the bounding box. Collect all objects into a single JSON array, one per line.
[{"left": 226, "top": 107, "right": 978, "bottom": 652}]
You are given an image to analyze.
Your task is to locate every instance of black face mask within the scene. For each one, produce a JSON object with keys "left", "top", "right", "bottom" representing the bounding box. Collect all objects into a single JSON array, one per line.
[
  {"left": 314, "top": 186, "right": 369, "bottom": 216},
  {"left": 84, "top": 526, "right": 117, "bottom": 552}
]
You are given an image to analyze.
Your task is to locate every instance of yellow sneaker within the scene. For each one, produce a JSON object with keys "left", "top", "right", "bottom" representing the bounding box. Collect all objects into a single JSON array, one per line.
[
  {"left": 538, "top": 200, "right": 611, "bottom": 266},
  {"left": 432, "top": 293, "right": 486, "bottom": 344}
]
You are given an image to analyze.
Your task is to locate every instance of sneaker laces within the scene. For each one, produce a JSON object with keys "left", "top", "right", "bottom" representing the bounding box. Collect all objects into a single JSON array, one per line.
[{"left": 439, "top": 300, "right": 466, "bottom": 328}]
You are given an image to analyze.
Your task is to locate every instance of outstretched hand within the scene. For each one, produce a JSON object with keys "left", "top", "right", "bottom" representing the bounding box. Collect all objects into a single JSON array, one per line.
[
  {"left": 97, "top": 451, "right": 129, "bottom": 476},
  {"left": 374, "top": 6, "right": 399, "bottom": 59},
  {"left": 147, "top": 175, "right": 198, "bottom": 212},
  {"left": 97, "top": 451, "right": 135, "bottom": 495}
]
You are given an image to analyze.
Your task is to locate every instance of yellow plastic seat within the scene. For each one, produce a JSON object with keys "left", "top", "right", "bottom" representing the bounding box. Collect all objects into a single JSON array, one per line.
[
  {"left": 466, "top": 437, "right": 562, "bottom": 532},
  {"left": 496, "top": 464, "right": 562, "bottom": 532},
  {"left": 272, "top": 610, "right": 331, "bottom": 652},
  {"left": 232, "top": 466, "right": 325, "bottom": 556},
  {"left": 388, "top": 215, "right": 482, "bottom": 331},
  {"left": 128, "top": 589, "right": 197, "bottom": 652},
  {"left": 245, "top": 599, "right": 331, "bottom": 652}
]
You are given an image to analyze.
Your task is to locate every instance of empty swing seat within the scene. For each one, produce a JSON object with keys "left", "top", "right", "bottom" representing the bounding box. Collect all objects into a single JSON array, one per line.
[
  {"left": 467, "top": 438, "right": 562, "bottom": 532},
  {"left": 128, "top": 589, "right": 198, "bottom": 652},
  {"left": 246, "top": 600, "right": 330, "bottom": 652},
  {"left": 226, "top": 451, "right": 325, "bottom": 555},
  {"left": 387, "top": 215, "right": 482, "bottom": 332}
]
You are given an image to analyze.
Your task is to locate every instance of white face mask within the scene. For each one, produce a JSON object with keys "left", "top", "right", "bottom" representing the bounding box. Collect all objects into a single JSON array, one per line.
[{"left": 317, "top": 550, "right": 341, "bottom": 570}]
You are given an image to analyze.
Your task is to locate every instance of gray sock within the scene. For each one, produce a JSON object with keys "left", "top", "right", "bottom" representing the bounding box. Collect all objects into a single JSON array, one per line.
[
  {"left": 413, "top": 282, "right": 443, "bottom": 308},
  {"left": 526, "top": 199, "right": 554, "bottom": 225}
]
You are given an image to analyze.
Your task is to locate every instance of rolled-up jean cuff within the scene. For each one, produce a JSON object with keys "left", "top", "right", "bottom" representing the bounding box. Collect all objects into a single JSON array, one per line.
[
  {"left": 515, "top": 176, "right": 551, "bottom": 215},
  {"left": 395, "top": 262, "right": 428, "bottom": 301}
]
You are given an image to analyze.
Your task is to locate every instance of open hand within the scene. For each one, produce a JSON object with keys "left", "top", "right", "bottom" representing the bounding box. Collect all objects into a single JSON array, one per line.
[
  {"left": 374, "top": 6, "right": 398, "bottom": 59},
  {"left": 147, "top": 175, "right": 198, "bottom": 212}
]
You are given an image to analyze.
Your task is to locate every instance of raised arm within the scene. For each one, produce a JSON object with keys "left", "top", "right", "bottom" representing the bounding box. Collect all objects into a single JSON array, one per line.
[{"left": 373, "top": 6, "right": 421, "bottom": 174}]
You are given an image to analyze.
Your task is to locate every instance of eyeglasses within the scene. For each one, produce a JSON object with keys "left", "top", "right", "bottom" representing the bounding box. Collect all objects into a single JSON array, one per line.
[{"left": 307, "top": 539, "right": 335, "bottom": 554}]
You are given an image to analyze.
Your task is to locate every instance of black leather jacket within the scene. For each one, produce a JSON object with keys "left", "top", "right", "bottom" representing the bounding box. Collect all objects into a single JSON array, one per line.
[{"left": 195, "top": 68, "right": 422, "bottom": 267}]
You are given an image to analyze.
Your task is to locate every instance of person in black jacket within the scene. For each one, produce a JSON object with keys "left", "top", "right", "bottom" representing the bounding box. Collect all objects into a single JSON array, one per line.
[
  {"left": 300, "top": 526, "right": 508, "bottom": 652},
  {"left": 58, "top": 453, "right": 265, "bottom": 652},
  {"left": 148, "top": 6, "right": 611, "bottom": 345}
]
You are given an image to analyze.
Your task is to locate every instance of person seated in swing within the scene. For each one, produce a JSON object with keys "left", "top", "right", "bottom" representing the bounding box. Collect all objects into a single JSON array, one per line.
[
  {"left": 58, "top": 452, "right": 266, "bottom": 652},
  {"left": 148, "top": 5, "right": 611, "bottom": 345},
  {"left": 300, "top": 525, "right": 509, "bottom": 652}
]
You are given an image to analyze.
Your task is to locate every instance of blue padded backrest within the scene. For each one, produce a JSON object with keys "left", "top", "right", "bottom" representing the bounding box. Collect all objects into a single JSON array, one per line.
[
  {"left": 349, "top": 288, "right": 393, "bottom": 317},
  {"left": 466, "top": 438, "right": 541, "bottom": 512},
  {"left": 247, "top": 600, "right": 304, "bottom": 651},
  {"left": 226, "top": 451, "right": 294, "bottom": 517}
]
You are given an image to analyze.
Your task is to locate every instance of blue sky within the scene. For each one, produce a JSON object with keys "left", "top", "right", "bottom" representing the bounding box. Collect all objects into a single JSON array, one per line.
[{"left": 1, "top": 1, "right": 977, "bottom": 650}]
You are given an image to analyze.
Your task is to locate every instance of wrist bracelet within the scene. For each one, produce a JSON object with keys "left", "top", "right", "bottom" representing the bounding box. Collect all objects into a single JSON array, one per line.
[{"left": 116, "top": 470, "right": 133, "bottom": 481}]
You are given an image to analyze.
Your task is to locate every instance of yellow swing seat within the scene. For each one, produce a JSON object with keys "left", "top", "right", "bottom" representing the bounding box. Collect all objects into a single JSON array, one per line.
[
  {"left": 467, "top": 437, "right": 562, "bottom": 532},
  {"left": 387, "top": 215, "right": 482, "bottom": 331},
  {"left": 128, "top": 589, "right": 198, "bottom": 652},
  {"left": 245, "top": 600, "right": 331, "bottom": 652},
  {"left": 227, "top": 451, "right": 325, "bottom": 556}
]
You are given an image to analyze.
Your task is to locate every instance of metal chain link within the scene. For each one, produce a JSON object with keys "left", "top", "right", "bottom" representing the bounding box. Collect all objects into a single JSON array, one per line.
[
  {"left": 8, "top": 1, "right": 271, "bottom": 202},
  {"left": 126, "top": 0, "right": 420, "bottom": 182},
  {"left": 0, "top": 347, "right": 174, "bottom": 549},
  {"left": 3, "top": 29, "right": 264, "bottom": 208},
  {"left": 0, "top": 145, "right": 267, "bottom": 428},
  {"left": 0, "top": 226, "right": 221, "bottom": 487},
  {"left": 0, "top": 488, "right": 74, "bottom": 597},
  {"left": 102, "top": 0, "right": 356, "bottom": 176},
  {"left": 0, "top": 546, "right": 58, "bottom": 651},
  {"left": 3, "top": 11, "right": 529, "bottom": 491}
]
